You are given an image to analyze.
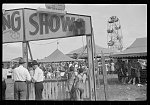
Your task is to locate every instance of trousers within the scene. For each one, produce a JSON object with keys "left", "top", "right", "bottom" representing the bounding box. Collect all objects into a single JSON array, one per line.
[
  {"left": 35, "top": 82, "right": 43, "bottom": 100},
  {"left": 2, "top": 81, "right": 6, "bottom": 100},
  {"left": 14, "top": 81, "right": 27, "bottom": 100}
]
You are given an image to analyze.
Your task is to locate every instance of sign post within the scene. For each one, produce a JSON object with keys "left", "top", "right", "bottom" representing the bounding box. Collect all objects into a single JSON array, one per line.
[
  {"left": 86, "top": 35, "right": 96, "bottom": 100},
  {"left": 91, "top": 28, "right": 99, "bottom": 100},
  {"left": 101, "top": 51, "right": 109, "bottom": 100}
]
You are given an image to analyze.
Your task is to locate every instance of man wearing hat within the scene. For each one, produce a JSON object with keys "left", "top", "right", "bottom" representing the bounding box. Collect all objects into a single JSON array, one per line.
[
  {"left": 13, "top": 58, "right": 31, "bottom": 100},
  {"left": 32, "top": 60, "right": 44, "bottom": 100}
]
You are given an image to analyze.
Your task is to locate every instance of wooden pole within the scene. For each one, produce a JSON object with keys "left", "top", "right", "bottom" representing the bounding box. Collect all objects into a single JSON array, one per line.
[
  {"left": 22, "top": 8, "right": 29, "bottom": 100},
  {"left": 22, "top": 8, "right": 28, "bottom": 69},
  {"left": 22, "top": 42, "right": 28, "bottom": 68},
  {"left": 27, "top": 42, "right": 33, "bottom": 61},
  {"left": 101, "top": 51, "right": 109, "bottom": 100},
  {"left": 91, "top": 28, "right": 99, "bottom": 100},
  {"left": 86, "top": 35, "right": 96, "bottom": 101}
]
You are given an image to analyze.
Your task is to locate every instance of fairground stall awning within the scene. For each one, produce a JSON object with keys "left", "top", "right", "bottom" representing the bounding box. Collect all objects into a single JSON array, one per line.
[
  {"left": 66, "top": 44, "right": 116, "bottom": 59},
  {"left": 111, "top": 37, "right": 147, "bottom": 58},
  {"left": 38, "top": 49, "right": 75, "bottom": 63}
]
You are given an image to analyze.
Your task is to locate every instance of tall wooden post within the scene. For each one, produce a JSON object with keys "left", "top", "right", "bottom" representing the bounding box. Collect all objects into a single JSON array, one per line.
[
  {"left": 22, "top": 8, "right": 28, "bottom": 68},
  {"left": 101, "top": 51, "right": 109, "bottom": 100},
  {"left": 22, "top": 42, "right": 28, "bottom": 68},
  {"left": 86, "top": 35, "right": 96, "bottom": 101},
  {"left": 22, "top": 8, "right": 29, "bottom": 100},
  {"left": 91, "top": 28, "right": 99, "bottom": 100}
]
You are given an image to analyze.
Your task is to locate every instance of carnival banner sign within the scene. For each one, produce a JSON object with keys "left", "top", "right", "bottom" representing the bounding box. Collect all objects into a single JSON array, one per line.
[
  {"left": 24, "top": 9, "right": 92, "bottom": 41},
  {"left": 3, "top": 8, "right": 92, "bottom": 43},
  {"left": 3, "top": 9, "right": 24, "bottom": 43}
]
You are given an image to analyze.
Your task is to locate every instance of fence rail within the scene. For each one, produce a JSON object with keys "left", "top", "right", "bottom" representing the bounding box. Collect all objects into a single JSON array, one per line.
[{"left": 28, "top": 78, "right": 90, "bottom": 100}]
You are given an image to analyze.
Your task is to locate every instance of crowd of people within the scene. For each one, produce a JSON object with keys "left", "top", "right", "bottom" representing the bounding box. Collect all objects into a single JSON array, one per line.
[
  {"left": 114, "top": 58, "right": 147, "bottom": 85},
  {"left": 37, "top": 61, "right": 88, "bottom": 100},
  {"left": 2, "top": 57, "right": 147, "bottom": 100},
  {"left": 2, "top": 58, "right": 88, "bottom": 100}
]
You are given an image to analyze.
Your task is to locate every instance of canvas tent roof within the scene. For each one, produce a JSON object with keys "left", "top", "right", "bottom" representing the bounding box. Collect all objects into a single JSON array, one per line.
[
  {"left": 67, "top": 44, "right": 116, "bottom": 58},
  {"left": 111, "top": 37, "right": 147, "bottom": 58},
  {"left": 11, "top": 57, "right": 32, "bottom": 62},
  {"left": 38, "top": 49, "right": 75, "bottom": 63}
]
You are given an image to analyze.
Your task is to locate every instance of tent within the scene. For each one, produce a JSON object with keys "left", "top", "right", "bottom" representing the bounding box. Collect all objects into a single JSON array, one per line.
[
  {"left": 11, "top": 57, "right": 32, "bottom": 62},
  {"left": 38, "top": 49, "right": 75, "bottom": 63},
  {"left": 111, "top": 37, "right": 147, "bottom": 58},
  {"left": 67, "top": 44, "right": 116, "bottom": 58}
]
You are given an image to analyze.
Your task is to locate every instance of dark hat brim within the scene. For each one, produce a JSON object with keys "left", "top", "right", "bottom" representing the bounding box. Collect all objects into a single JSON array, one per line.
[{"left": 19, "top": 62, "right": 26, "bottom": 64}]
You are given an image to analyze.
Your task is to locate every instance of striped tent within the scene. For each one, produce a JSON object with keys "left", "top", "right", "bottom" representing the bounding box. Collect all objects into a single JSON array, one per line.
[{"left": 111, "top": 37, "right": 147, "bottom": 58}]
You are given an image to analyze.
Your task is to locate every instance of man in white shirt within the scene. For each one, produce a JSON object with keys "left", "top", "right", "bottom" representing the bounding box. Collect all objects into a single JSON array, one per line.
[
  {"left": 13, "top": 58, "right": 31, "bottom": 100},
  {"left": 32, "top": 60, "right": 44, "bottom": 100}
]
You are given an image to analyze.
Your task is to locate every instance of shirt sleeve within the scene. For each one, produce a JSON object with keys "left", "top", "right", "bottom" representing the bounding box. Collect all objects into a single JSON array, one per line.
[
  {"left": 2, "top": 69, "right": 7, "bottom": 80},
  {"left": 25, "top": 69, "right": 31, "bottom": 81}
]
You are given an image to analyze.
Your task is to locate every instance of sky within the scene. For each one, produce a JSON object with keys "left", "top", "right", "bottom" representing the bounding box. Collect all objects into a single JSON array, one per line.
[{"left": 2, "top": 4, "right": 147, "bottom": 61}]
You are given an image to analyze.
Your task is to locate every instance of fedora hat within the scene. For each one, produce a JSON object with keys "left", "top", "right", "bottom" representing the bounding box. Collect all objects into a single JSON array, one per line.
[
  {"left": 32, "top": 60, "right": 39, "bottom": 66},
  {"left": 19, "top": 58, "right": 25, "bottom": 64}
]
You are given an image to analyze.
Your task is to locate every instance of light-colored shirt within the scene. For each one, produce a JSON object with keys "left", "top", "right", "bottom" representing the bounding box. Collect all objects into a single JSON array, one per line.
[
  {"left": 111, "top": 62, "right": 115, "bottom": 71},
  {"left": 33, "top": 67, "right": 44, "bottom": 82},
  {"left": 105, "top": 64, "right": 109, "bottom": 71},
  {"left": 78, "top": 73, "right": 86, "bottom": 83},
  {"left": 60, "top": 72, "right": 65, "bottom": 76},
  {"left": 29, "top": 70, "right": 34, "bottom": 78},
  {"left": 13, "top": 65, "right": 31, "bottom": 81},
  {"left": 2, "top": 69, "right": 8, "bottom": 81}
]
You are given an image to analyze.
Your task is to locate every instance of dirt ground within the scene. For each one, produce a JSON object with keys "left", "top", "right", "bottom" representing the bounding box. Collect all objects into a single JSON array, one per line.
[{"left": 5, "top": 74, "right": 147, "bottom": 101}]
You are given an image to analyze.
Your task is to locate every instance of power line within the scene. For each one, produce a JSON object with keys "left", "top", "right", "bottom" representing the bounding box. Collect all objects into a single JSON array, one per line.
[{"left": 30, "top": 39, "right": 61, "bottom": 45}]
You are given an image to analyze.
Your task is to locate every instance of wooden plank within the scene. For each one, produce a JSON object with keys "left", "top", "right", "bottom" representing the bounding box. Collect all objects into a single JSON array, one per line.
[
  {"left": 59, "top": 82, "right": 63, "bottom": 100},
  {"left": 57, "top": 82, "right": 61, "bottom": 99},
  {"left": 51, "top": 82, "right": 55, "bottom": 100},
  {"left": 64, "top": 82, "right": 67, "bottom": 99},
  {"left": 54, "top": 82, "right": 57, "bottom": 100},
  {"left": 48, "top": 82, "right": 51, "bottom": 99},
  {"left": 55, "top": 82, "right": 58, "bottom": 100},
  {"left": 42, "top": 82, "right": 46, "bottom": 100},
  {"left": 85, "top": 79, "right": 89, "bottom": 98},
  {"left": 45, "top": 82, "right": 48, "bottom": 99},
  {"left": 62, "top": 81, "right": 65, "bottom": 100},
  {"left": 86, "top": 35, "right": 96, "bottom": 100},
  {"left": 101, "top": 51, "right": 109, "bottom": 100}
]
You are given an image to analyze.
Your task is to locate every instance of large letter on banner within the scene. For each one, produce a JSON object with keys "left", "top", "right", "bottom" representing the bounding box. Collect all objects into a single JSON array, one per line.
[{"left": 3, "top": 9, "right": 24, "bottom": 43}]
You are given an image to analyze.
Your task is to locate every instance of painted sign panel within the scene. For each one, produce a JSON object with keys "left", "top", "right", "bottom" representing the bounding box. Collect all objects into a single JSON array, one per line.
[
  {"left": 24, "top": 9, "right": 92, "bottom": 41},
  {"left": 45, "top": 4, "right": 65, "bottom": 10},
  {"left": 3, "top": 9, "right": 24, "bottom": 43}
]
